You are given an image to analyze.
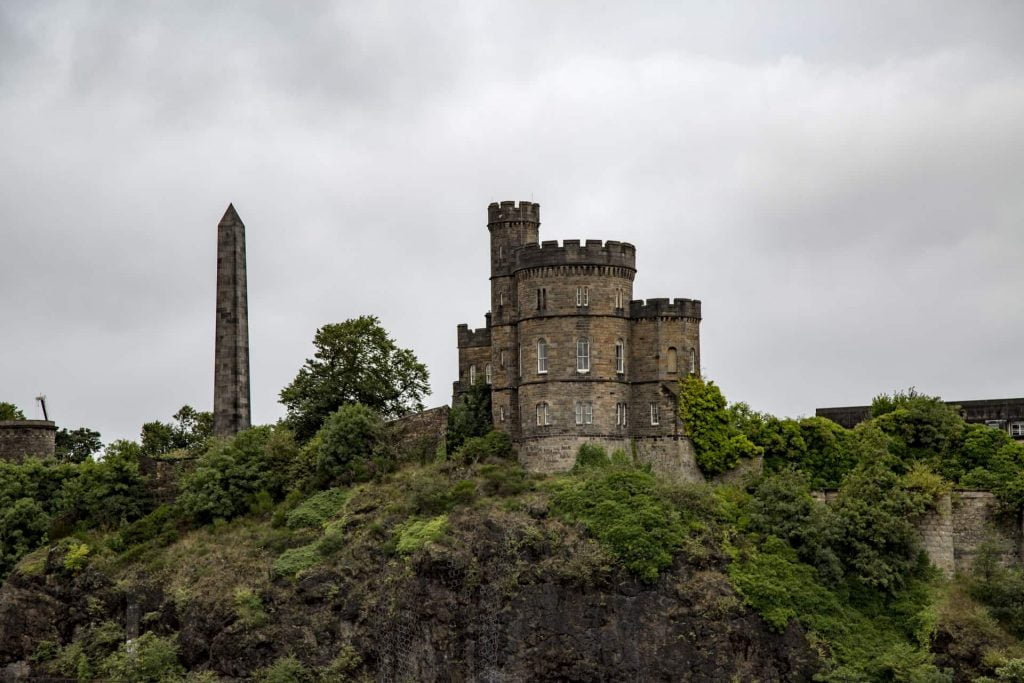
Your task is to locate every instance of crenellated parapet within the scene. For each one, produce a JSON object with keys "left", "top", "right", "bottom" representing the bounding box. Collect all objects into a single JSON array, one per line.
[
  {"left": 513, "top": 239, "right": 636, "bottom": 272},
  {"left": 629, "top": 298, "right": 702, "bottom": 320},
  {"left": 456, "top": 323, "right": 492, "bottom": 348},
  {"left": 488, "top": 200, "right": 540, "bottom": 225}
]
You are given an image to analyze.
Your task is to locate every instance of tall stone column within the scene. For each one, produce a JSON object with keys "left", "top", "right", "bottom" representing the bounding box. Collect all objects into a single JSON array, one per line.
[{"left": 213, "top": 204, "right": 251, "bottom": 436}]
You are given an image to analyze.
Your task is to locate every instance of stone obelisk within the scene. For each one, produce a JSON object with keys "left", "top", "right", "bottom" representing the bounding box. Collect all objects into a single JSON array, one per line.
[{"left": 213, "top": 204, "right": 251, "bottom": 436}]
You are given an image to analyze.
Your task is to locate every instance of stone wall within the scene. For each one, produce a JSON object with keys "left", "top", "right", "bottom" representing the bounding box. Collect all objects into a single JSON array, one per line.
[
  {"left": 952, "top": 491, "right": 1022, "bottom": 572},
  {"left": 389, "top": 406, "right": 450, "bottom": 462},
  {"left": 0, "top": 420, "right": 56, "bottom": 463},
  {"left": 812, "top": 489, "right": 1021, "bottom": 576},
  {"left": 139, "top": 455, "right": 198, "bottom": 503}
]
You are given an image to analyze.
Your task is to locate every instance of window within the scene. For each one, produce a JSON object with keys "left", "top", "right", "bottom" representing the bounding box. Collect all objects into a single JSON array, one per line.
[
  {"left": 537, "top": 339, "right": 548, "bottom": 374},
  {"left": 689, "top": 348, "right": 697, "bottom": 374},
  {"left": 575, "top": 401, "right": 593, "bottom": 425},
  {"left": 576, "top": 337, "right": 590, "bottom": 373},
  {"left": 518, "top": 344, "right": 522, "bottom": 377},
  {"left": 485, "top": 363, "right": 492, "bottom": 385},
  {"left": 499, "top": 406, "right": 506, "bottom": 422},
  {"left": 469, "top": 365, "right": 477, "bottom": 385},
  {"left": 986, "top": 420, "right": 1004, "bottom": 429},
  {"left": 536, "top": 288, "right": 547, "bottom": 310},
  {"left": 498, "top": 246, "right": 504, "bottom": 259},
  {"left": 500, "top": 350, "right": 506, "bottom": 368},
  {"left": 667, "top": 347, "right": 678, "bottom": 374},
  {"left": 1012, "top": 422, "right": 1024, "bottom": 438},
  {"left": 650, "top": 402, "right": 660, "bottom": 426},
  {"left": 615, "top": 339, "right": 625, "bottom": 374},
  {"left": 576, "top": 286, "right": 590, "bottom": 307},
  {"left": 615, "top": 288, "right": 624, "bottom": 309},
  {"left": 499, "top": 290, "right": 505, "bottom": 307},
  {"left": 616, "top": 402, "right": 628, "bottom": 426},
  {"left": 536, "top": 402, "right": 550, "bottom": 426}
]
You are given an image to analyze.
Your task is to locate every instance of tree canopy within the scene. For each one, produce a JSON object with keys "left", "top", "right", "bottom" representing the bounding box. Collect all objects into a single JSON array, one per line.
[
  {"left": 0, "top": 403, "right": 25, "bottom": 421},
  {"left": 279, "top": 316, "right": 429, "bottom": 441}
]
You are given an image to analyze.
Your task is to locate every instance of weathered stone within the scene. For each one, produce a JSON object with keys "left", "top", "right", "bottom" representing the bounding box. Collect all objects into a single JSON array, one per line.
[
  {"left": 0, "top": 420, "right": 55, "bottom": 463},
  {"left": 454, "top": 200, "right": 704, "bottom": 480},
  {"left": 213, "top": 204, "right": 251, "bottom": 437}
]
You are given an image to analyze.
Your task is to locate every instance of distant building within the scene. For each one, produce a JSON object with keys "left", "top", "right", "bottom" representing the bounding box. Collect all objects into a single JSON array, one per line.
[
  {"left": 0, "top": 420, "right": 56, "bottom": 463},
  {"left": 816, "top": 398, "right": 1024, "bottom": 439},
  {"left": 454, "top": 200, "right": 703, "bottom": 476}
]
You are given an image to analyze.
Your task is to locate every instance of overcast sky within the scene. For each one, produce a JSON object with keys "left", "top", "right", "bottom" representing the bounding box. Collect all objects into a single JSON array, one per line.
[{"left": 2, "top": 1, "right": 1022, "bottom": 446}]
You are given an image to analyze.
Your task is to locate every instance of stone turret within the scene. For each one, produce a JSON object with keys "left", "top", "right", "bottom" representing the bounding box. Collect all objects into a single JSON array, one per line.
[{"left": 213, "top": 204, "right": 251, "bottom": 437}]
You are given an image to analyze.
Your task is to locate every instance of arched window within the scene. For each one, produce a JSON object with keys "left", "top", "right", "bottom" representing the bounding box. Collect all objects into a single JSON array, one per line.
[
  {"left": 689, "top": 348, "right": 697, "bottom": 374},
  {"left": 469, "top": 365, "right": 477, "bottom": 385},
  {"left": 536, "top": 402, "right": 550, "bottom": 426},
  {"left": 667, "top": 347, "right": 678, "bottom": 373},
  {"left": 575, "top": 401, "right": 593, "bottom": 425},
  {"left": 537, "top": 339, "right": 548, "bottom": 374},
  {"left": 615, "top": 339, "right": 625, "bottom": 374},
  {"left": 576, "top": 337, "right": 590, "bottom": 373},
  {"left": 485, "top": 363, "right": 492, "bottom": 384}
]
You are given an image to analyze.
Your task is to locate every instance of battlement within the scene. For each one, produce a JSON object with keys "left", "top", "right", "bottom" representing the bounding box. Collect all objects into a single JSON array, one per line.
[
  {"left": 512, "top": 239, "right": 636, "bottom": 271},
  {"left": 456, "top": 323, "right": 492, "bottom": 348},
  {"left": 629, "top": 298, "right": 702, "bottom": 320},
  {"left": 488, "top": 200, "right": 540, "bottom": 225}
]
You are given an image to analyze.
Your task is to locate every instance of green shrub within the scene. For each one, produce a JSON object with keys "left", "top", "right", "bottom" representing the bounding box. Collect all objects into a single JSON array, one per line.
[
  {"left": 63, "top": 540, "right": 90, "bottom": 572},
  {"left": 446, "top": 383, "right": 492, "bottom": 454},
  {"left": 257, "top": 655, "right": 312, "bottom": 683},
  {"left": 98, "top": 631, "right": 184, "bottom": 682},
  {"left": 479, "top": 462, "right": 531, "bottom": 497},
  {"left": 233, "top": 587, "right": 267, "bottom": 627},
  {"left": 678, "top": 376, "right": 762, "bottom": 475},
  {"left": 395, "top": 515, "right": 449, "bottom": 554},
  {"left": 118, "top": 504, "right": 179, "bottom": 548},
  {"left": 285, "top": 488, "right": 349, "bottom": 529},
  {"left": 575, "top": 443, "right": 610, "bottom": 470},
  {"left": 549, "top": 466, "right": 685, "bottom": 582},
  {"left": 454, "top": 430, "right": 512, "bottom": 464},
  {"left": 274, "top": 543, "right": 320, "bottom": 578},
  {"left": 316, "top": 404, "right": 385, "bottom": 485}
]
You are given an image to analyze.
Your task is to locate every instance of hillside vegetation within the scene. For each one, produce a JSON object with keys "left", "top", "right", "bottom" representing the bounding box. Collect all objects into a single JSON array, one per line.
[{"left": 3, "top": 321, "right": 1024, "bottom": 680}]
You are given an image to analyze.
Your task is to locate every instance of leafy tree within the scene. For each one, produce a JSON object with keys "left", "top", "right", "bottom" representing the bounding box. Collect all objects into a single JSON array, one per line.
[
  {"left": 678, "top": 376, "right": 761, "bottom": 475},
  {"left": 871, "top": 388, "right": 964, "bottom": 466},
  {"left": 0, "top": 402, "right": 25, "bottom": 420},
  {"left": 316, "top": 404, "right": 386, "bottom": 485},
  {"left": 55, "top": 427, "right": 103, "bottom": 464},
  {"left": 178, "top": 426, "right": 298, "bottom": 524},
  {"left": 0, "top": 497, "right": 49, "bottom": 576},
  {"left": 140, "top": 405, "right": 213, "bottom": 457},
  {"left": 446, "top": 382, "right": 492, "bottom": 454},
  {"left": 280, "top": 316, "right": 429, "bottom": 441},
  {"left": 53, "top": 440, "right": 151, "bottom": 530}
]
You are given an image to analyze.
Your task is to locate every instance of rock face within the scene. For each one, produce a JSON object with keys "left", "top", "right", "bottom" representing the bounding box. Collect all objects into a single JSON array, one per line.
[{"left": 0, "top": 509, "right": 818, "bottom": 681}]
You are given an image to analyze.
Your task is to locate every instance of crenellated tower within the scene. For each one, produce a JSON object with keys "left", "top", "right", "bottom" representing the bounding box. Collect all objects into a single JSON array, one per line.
[{"left": 454, "top": 200, "right": 703, "bottom": 480}]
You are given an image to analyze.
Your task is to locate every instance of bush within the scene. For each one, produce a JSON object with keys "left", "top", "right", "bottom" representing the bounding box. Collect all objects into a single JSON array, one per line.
[
  {"left": 98, "top": 632, "right": 184, "bottom": 682},
  {"left": 274, "top": 543, "right": 320, "bottom": 579},
  {"left": 454, "top": 430, "right": 512, "bottom": 464},
  {"left": 678, "top": 376, "right": 762, "bottom": 475},
  {"left": 447, "top": 383, "right": 492, "bottom": 454},
  {"left": 575, "top": 443, "right": 610, "bottom": 470},
  {"left": 316, "top": 404, "right": 386, "bottom": 485},
  {"left": 257, "top": 655, "right": 312, "bottom": 683},
  {"left": 549, "top": 466, "right": 686, "bottom": 582},
  {"left": 395, "top": 515, "right": 449, "bottom": 554},
  {"left": 285, "top": 488, "right": 349, "bottom": 529}
]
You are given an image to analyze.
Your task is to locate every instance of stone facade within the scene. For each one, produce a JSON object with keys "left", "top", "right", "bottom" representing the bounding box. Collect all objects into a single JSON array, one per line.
[
  {"left": 454, "top": 200, "right": 702, "bottom": 477},
  {"left": 213, "top": 204, "right": 252, "bottom": 437},
  {"left": 817, "top": 398, "right": 1024, "bottom": 440},
  {"left": 0, "top": 420, "right": 56, "bottom": 463}
]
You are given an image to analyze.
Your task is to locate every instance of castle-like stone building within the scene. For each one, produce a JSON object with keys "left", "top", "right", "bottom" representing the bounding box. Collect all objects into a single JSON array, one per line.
[{"left": 454, "top": 200, "right": 703, "bottom": 477}]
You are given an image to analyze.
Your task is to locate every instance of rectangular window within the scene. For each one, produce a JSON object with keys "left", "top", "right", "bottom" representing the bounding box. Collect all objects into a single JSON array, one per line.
[
  {"left": 615, "top": 289, "right": 623, "bottom": 309},
  {"left": 576, "top": 286, "right": 590, "bottom": 307},
  {"left": 500, "top": 350, "right": 506, "bottom": 369},
  {"left": 499, "top": 406, "right": 506, "bottom": 422},
  {"left": 485, "top": 364, "right": 492, "bottom": 384},
  {"left": 575, "top": 401, "right": 593, "bottom": 425},
  {"left": 650, "top": 403, "right": 660, "bottom": 426},
  {"left": 469, "top": 365, "right": 477, "bottom": 385},
  {"left": 518, "top": 345, "right": 522, "bottom": 377},
  {"left": 1012, "top": 422, "right": 1024, "bottom": 438},
  {"left": 536, "top": 403, "right": 550, "bottom": 426},
  {"left": 615, "top": 341, "right": 624, "bottom": 374},
  {"left": 576, "top": 338, "right": 590, "bottom": 373},
  {"left": 616, "top": 402, "right": 628, "bottom": 426},
  {"left": 538, "top": 340, "right": 548, "bottom": 374}
]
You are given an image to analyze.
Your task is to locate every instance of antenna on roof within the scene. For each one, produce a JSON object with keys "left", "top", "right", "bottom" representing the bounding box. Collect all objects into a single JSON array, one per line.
[{"left": 35, "top": 395, "right": 48, "bottom": 421}]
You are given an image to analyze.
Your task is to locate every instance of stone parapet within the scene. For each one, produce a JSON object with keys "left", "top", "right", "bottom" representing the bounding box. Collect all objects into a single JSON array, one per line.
[{"left": 0, "top": 420, "right": 56, "bottom": 463}]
